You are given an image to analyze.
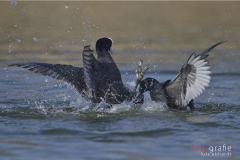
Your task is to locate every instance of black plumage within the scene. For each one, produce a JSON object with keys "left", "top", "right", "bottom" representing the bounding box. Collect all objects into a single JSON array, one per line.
[{"left": 9, "top": 38, "right": 133, "bottom": 104}]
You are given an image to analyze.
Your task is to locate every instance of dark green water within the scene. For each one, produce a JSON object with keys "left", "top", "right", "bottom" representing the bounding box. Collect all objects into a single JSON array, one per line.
[{"left": 0, "top": 66, "right": 239, "bottom": 160}]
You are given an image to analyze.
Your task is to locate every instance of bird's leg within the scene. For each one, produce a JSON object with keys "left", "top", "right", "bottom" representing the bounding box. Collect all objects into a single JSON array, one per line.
[
  {"left": 130, "top": 59, "right": 149, "bottom": 97},
  {"left": 188, "top": 99, "right": 194, "bottom": 110}
]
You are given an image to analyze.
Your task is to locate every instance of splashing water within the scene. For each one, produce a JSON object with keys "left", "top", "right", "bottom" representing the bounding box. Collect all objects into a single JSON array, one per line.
[
  {"left": 33, "top": 37, "right": 38, "bottom": 41},
  {"left": 11, "top": 0, "right": 17, "bottom": 5}
]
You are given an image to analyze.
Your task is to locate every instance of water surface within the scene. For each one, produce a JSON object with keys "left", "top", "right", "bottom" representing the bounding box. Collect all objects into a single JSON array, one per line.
[{"left": 1, "top": 66, "right": 240, "bottom": 160}]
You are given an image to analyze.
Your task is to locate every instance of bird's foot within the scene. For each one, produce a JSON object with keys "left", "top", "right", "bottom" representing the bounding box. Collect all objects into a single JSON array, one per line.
[{"left": 135, "top": 59, "right": 149, "bottom": 82}]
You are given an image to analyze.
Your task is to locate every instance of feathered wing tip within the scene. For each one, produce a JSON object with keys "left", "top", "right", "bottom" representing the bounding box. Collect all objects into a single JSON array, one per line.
[
  {"left": 187, "top": 41, "right": 226, "bottom": 64},
  {"left": 82, "top": 45, "right": 102, "bottom": 102},
  {"left": 200, "top": 40, "right": 227, "bottom": 57},
  {"left": 8, "top": 62, "right": 86, "bottom": 94},
  {"left": 8, "top": 63, "right": 69, "bottom": 80},
  {"left": 82, "top": 45, "right": 94, "bottom": 90},
  {"left": 83, "top": 45, "right": 94, "bottom": 69},
  {"left": 84, "top": 45, "right": 91, "bottom": 51}
]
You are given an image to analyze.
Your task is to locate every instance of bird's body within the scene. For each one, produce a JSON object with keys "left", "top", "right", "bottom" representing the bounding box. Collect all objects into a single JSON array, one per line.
[
  {"left": 8, "top": 38, "right": 225, "bottom": 111},
  {"left": 82, "top": 39, "right": 132, "bottom": 104},
  {"left": 9, "top": 38, "right": 133, "bottom": 104},
  {"left": 136, "top": 41, "right": 225, "bottom": 110}
]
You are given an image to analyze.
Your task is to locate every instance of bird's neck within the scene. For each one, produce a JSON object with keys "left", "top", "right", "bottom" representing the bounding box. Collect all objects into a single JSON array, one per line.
[
  {"left": 97, "top": 50, "right": 115, "bottom": 64},
  {"left": 97, "top": 49, "right": 121, "bottom": 79}
]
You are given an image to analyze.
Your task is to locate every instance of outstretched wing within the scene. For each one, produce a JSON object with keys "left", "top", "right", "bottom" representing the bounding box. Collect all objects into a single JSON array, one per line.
[
  {"left": 8, "top": 63, "right": 86, "bottom": 94},
  {"left": 165, "top": 41, "right": 225, "bottom": 107},
  {"left": 83, "top": 45, "right": 106, "bottom": 102}
]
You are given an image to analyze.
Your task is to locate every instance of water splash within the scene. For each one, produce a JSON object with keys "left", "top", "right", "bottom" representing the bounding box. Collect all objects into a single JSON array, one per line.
[
  {"left": 11, "top": 0, "right": 17, "bottom": 5},
  {"left": 33, "top": 37, "right": 38, "bottom": 41},
  {"left": 140, "top": 101, "right": 166, "bottom": 112},
  {"left": 126, "top": 81, "right": 136, "bottom": 87}
]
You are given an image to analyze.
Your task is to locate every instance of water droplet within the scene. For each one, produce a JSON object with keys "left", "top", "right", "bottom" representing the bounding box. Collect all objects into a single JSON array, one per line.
[
  {"left": 65, "top": 6, "right": 68, "bottom": 9},
  {"left": 14, "top": 24, "right": 17, "bottom": 27},
  {"left": 60, "top": 45, "right": 62, "bottom": 47},
  {"left": 22, "top": 9, "right": 25, "bottom": 12},
  {"left": 17, "top": 39, "right": 21, "bottom": 42},
  {"left": 11, "top": 0, "right": 17, "bottom": 5},
  {"left": 9, "top": 45, "right": 11, "bottom": 47},
  {"left": 33, "top": 37, "right": 38, "bottom": 41}
]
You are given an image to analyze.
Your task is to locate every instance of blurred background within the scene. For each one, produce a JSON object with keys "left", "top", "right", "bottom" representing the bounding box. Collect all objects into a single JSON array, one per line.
[
  {"left": 1, "top": 2, "right": 240, "bottom": 159},
  {"left": 1, "top": 1, "right": 239, "bottom": 72}
]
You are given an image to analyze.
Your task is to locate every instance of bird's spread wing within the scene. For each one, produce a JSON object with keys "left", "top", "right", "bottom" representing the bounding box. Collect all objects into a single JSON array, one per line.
[
  {"left": 165, "top": 41, "right": 225, "bottom": 107},
  {"left": 8, "top": 62, "right": 86, "bottom": 94},
  {"left": 83, "top": 45, "right": 105, "bottom": 102},
  {"left": 83, "top": 45, "right": 96, "bottom": 95}
]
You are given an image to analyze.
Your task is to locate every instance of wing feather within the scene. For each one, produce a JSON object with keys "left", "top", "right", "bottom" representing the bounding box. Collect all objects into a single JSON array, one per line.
[
  {"left": 82, "top": 45, "right": 107, "bottom": 102},
  {"left": 165, "top": 41, "right": 225, "bottom": 108},
  {"left": 8, "top": 62, "right": 86, "bottom": 94}
]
